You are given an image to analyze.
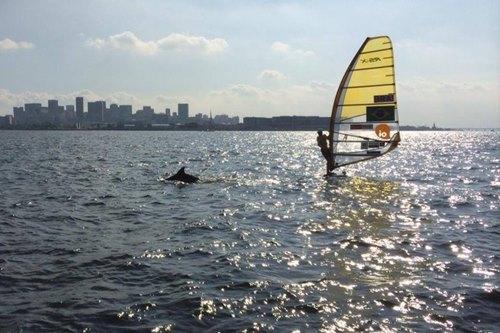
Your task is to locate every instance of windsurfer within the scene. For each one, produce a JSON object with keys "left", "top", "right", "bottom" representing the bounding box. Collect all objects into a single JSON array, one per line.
[{"left": 316, "top": 131, "right": 334, "bottom": 173}]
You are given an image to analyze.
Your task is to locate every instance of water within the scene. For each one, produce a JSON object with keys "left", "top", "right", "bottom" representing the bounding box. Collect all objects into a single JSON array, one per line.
[{"left": 0, "top": 130, "right": 498, "bottom": 332}]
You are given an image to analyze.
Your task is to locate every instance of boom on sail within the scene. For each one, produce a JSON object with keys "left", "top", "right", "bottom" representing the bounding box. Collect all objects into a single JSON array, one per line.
[{"left": 328, "top": 36, "right": 400, "bottom": 170}]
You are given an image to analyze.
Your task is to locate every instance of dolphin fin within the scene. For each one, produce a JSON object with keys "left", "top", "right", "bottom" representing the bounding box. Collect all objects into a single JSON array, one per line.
[{"left": 175, "top": 167, "right": 186, "bottom": 176}]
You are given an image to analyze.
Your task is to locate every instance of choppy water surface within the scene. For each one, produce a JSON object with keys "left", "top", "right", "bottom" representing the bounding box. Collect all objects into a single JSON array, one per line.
[{"left": 0, "top": 130, "right": 498, "bottom": 332}]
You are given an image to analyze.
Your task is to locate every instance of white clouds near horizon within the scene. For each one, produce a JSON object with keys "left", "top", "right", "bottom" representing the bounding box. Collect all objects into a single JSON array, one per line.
[
  {"left": 258, "top": 69, "right": 287, "bottom": 83},
  {"left": 2, "top": 75, "right": 497, "bottom": 127},
  {"left": 0, "top": 38, "right": 34, "bottom": 52},
  {"left": 86, "top": 31, "right": 228, "bottom": 55},
  {"left": 270, "top": 41, "right": 314, "bottom": 58}
]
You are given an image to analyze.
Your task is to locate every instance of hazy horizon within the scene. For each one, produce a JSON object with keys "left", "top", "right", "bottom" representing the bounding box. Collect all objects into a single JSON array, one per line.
[{"left": 1, "top": 0, "right": 499, "bottom": 128}]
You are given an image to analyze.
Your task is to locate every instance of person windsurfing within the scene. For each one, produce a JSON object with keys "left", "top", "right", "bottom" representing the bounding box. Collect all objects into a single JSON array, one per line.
[{"left": 317, "top": 130, "right": 333, "bottom": 174}]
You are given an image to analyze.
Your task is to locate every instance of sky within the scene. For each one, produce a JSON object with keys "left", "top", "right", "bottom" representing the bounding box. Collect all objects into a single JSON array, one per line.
[{"left": 0, "top": 0, "right": 499, "bottom": 127}]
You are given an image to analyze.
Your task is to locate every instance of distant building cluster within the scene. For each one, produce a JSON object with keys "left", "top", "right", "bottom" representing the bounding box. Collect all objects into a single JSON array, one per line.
[
  {"left": 1, "top": 97, "right": 239, "bottom": 129},
  {"left": 0, "top": 102, "right": 446, "bottom": 131},
  {"left": 0, "top": 99, "right": 333, "bottom": 130},
  {"left": 0, "top": 96, "right": 385, "bottom": 131}
]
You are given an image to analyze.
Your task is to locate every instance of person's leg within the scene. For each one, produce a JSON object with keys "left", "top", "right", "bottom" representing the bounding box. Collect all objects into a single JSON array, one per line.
[
  {"left": 328, "top": 149, "right": 334, "bottom": 172},
  {"left": 321, "top": 148, "right": 329, "bottom": 160},
  {"left": 321, "top": 148, "right": 331, "bottom": 174}
]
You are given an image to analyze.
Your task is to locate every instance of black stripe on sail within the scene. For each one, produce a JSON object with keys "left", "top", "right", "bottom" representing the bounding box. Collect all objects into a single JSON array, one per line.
[
  {"left": 341, "top": 120, "right": 398, "bottom": 124},
  {"left": 350, "top": 123, "right": 373, "bottom": 130},
  {"left": 335, "top": 151, "right": 381, "bottom": 156},
  {"left": 338, "top": 102, "right": 395, "bottom": 107},
  {"left": 360, "top": 47, "right": 392, "bottom": 54},
  {"left": 368, "top": 36, "right": 390, "bottom": 40},
  {"left": 342, "top": 83, "right": 395, "bottom": 89},
  {"left": 350, "top": 65, "right": 393, "bottom": 72}
]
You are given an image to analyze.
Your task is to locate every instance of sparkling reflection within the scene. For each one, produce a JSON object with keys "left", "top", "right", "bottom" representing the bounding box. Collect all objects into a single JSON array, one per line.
[{"left": 0, "top": 130, "right": 497, "bottom": 331}]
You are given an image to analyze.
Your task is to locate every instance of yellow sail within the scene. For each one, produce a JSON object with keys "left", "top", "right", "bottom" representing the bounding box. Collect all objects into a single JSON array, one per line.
[{"left": 328, "top": 36, "right": 400, "bottom": 170}]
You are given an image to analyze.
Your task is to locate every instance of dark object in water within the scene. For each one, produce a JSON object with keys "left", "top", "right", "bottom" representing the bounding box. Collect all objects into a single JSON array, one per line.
[{"left": 165, "top": 167, "right": 199, "bottom": 183}]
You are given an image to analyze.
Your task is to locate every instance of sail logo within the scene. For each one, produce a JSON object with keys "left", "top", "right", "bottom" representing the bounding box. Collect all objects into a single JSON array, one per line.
[
  {"left": 374, "top": 93, "right": 394, "bottom": 103},
  {"left": 360, "top": 57, "right": 381, "bottom": 64},
  {"left": 375, "top": 124, "right": 390, "bottom": 139}
]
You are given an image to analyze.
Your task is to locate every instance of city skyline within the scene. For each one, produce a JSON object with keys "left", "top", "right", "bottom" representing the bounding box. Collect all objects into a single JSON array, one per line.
[
  {"left": 0, "top": 93, "right": 455, "bottom": 130},
  {"left": 3, "top": 96, "right": 241, "bottom": 129},
  {"left": 0, "top": 0, "right": 499, "bottom": 128}
]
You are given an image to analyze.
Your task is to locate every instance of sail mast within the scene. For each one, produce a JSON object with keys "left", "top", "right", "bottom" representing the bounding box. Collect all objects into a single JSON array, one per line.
[{"left": 329, "top": 38, "right": 370, "bottom": 168}]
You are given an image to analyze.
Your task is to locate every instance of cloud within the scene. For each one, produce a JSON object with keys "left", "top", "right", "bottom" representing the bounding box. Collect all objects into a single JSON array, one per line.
[
  {"left": 270, "top": 41, "right": 314, "bottom": 58},
  {"left": 211, "top": 84, "right": 262, "bottom": 99},
  {"left": 3, "top": 77, "right": 496, "bottom": 127},
  {"left": 397, "top": 77, "right": 499, "bottom": 127},
  {"left": 270, "top": 41, "right": 291, "bottom": 53},
  {"left": 106, "top": 91, "right": 143, "bottom": 105},
  {"left": 200, "top": 78, "right": 499, "bottom": 127},
  {"left": 310, "top": 81, "right": 336, "bottom": 91},
  {"left": 155, "top": 95, "right": 189, "bottom": 106},
  {"left": 396, "top": 39, "right": 452, "bottom": 57},
  {"left": 86, "top": 31, "right": 228, "bottom": 55},
  {"left": 0, "top": 38, "right": 34, "bottom": 52},
  {"left": 259, "top": 69, "right": 287, "bottom": 82},
  {"left": 157, "top": 33, "right": 228, "bottom": 54},
  {"left": 205, "top": 81, "right": 334, "bottom": 117},
  {"left": 397, "top": 77, "right": 497, "bottom": 95}
]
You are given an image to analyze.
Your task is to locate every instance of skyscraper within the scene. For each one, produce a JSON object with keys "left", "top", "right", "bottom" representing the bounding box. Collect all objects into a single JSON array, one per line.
[
  {"left": 76, "top": 97, "right": 84, "bottom": 120},
  {"left": 178, "top": 103, "right": 189, "bottom": 121},
  {"left": 119, "top": 105, "right": 132, "bottom": 121},
  {"left": 108, "top": 103, "right": 119, "bottom": 121},
  {"left": 23, "top": 103, "right": 42, "bottom": 125},
  {"left": 88, "top": 101, "right": 105, "bottom": 122},
  {"left": 13, "top": 106, "right": 25, "bottom": 125},
  {"left": 48, "top": 99, "right": 58, "bottom": 111}
]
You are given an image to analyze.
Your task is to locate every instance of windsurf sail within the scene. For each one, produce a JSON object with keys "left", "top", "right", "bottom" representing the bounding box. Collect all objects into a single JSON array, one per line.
[{"left": 329, "top": 36, "right": 400, "bottom": 170}]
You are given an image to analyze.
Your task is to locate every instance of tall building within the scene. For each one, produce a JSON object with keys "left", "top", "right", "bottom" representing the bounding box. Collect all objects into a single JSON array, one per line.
[
  {"left": 214, "top": 114, "right": 239, "bottom": 125},
  {"left": 108, "top": 104, "right": 120, "bottom": 121},
  {"left": 76, "top": 97, "right": 84, "bottom": 120},
  {"left": 62, "top": 105, "right": 75, "bottom": 125},
  {"left": 88, "top": 101, "right": 105, "bottom": 122},
  {"left": 178, "top": 103, "right": 189, "bottom": 120},
  {"left": 0, "top": 115, "right": 14, "bottom": 127},
  {"left": 136, "top": 106, "right": 154, "bottom": 122},
  {"left": 22, "top": 103, "right": 42, "bottom": 125},
  {"left": 13, "top": 107, "right": 25, "bottom": 125},
  {"left": 48, "top": 99, "right": 58, "bottom": 111},
  {"left": 165, "top": 108, "right": 171, "bottom": 118},
  {"left": 142, "top": 106, "right": 154, "bottom": 114},
  {"left": 119, "top": 105, "right": 132, "bottom": 120},
  {"left": 25, "top": 103, "right": 42, "bottom": 113}
]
